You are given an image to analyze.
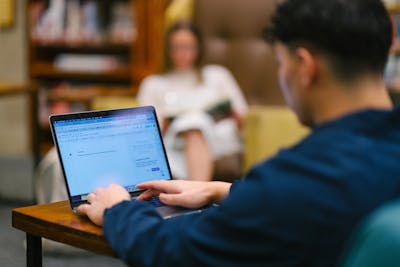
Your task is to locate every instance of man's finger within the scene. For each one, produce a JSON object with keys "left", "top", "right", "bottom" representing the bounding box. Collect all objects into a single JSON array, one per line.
[
  {"left": 94, "top": 188, "right": 104, "bottom": 195},
  {"left": 137, "top": 180, "right": 180, "bottom": 194},
  {"left": 87, "top": 193, "right": 96, "bottom": 203},
  {"left": 159, "top": 193, "right": 186, "bottom": 207},
  {"left": 77, "top": 204, "right": 90, "bottom": 215},
  {"left": 137, "top": 189, "right": 159, "bottom": 201}
]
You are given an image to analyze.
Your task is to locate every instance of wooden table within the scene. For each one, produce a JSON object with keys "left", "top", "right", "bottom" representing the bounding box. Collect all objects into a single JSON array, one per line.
[{"left": 12, "top": 201, "right": 114, "bottom": 267}]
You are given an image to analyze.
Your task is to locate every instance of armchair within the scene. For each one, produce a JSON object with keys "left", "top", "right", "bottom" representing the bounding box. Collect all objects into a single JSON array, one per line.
[
  {"left": 340, "top": 199, "right": 400, "bottom": 267},
  {"left": 194, "top": 0, "right": 283, "bottom": 105},
  {"left": 193, "top": 0, "right": 308, "bottom": 173}
]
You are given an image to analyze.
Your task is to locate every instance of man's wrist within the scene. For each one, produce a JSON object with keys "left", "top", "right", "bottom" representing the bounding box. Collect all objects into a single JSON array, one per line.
[{"left": 209, "top": 181, "right": 231, "bottom": 203}]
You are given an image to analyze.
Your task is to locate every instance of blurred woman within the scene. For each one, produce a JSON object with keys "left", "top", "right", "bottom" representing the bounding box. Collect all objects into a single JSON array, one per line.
[{"left": 137, "top": 21, "right": 248, "bottom": 181}]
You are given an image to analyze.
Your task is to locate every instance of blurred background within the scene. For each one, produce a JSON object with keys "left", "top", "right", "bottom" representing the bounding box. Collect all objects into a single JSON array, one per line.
[{"left": 0, "top": 0, "right": 399, "bottom": 266}]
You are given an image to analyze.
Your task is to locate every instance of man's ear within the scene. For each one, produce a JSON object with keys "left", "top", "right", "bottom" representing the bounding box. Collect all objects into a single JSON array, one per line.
[{"left": 295, "top": 47, "right": 318, "bottom": 89}]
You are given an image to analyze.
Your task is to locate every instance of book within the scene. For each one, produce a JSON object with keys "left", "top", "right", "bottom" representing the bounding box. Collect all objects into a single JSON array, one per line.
[
  {"left": 165, "top": 96, "right": 233, "bottom": 122},
  {"left": 54, "top": 54, "right": 121, "bottom": 72}
]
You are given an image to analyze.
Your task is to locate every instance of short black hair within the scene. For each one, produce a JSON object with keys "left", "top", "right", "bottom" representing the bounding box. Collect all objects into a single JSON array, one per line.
[{"left": 265, "top": 0, "right": 393, "bottom": 81}]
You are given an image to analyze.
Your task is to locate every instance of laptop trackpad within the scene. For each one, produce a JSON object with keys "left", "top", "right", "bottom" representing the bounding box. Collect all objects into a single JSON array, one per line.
[{"left": 156, "top": 205, "right": 204, "bottom": 219}]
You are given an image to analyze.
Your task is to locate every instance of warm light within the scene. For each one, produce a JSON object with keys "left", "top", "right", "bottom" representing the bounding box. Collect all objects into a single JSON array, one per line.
[{"left": 0, "top": 0, "right": 14, "bottom": 28}]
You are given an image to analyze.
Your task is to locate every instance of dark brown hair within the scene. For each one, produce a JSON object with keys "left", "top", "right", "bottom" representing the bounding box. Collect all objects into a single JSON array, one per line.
[{"left": 162, "top": 20, "right": 204, "bottom": 73}]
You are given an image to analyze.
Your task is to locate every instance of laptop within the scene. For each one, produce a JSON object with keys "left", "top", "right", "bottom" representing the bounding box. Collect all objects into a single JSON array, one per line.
[{"left": 49, "top": 106, "right": 208, "bottom": 219}]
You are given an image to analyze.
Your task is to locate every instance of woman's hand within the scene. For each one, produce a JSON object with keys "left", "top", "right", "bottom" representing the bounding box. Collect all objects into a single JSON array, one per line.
[
  {"left": 77, "top": 184, "right": 130, "bottom": 226},
  {"left": 161, "top": 118, "right": 171, "bottom": 135},
  {"left": 136, "top": 180, "right": 231, "bottom": 209},
  {"left": 231, "top": 110, "right": 245, "bottom": 129}
]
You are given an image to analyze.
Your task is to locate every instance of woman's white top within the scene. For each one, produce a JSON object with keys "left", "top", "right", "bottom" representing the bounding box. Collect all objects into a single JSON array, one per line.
[{"left": 137, "top": 65, "right": 248, "bottom": 179}]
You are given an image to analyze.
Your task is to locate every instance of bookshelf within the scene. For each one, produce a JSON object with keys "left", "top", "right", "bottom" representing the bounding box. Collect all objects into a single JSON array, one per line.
[
  {"left": 28, "top": 0, "right": 167, "bottom": 155},
  {"left": 385, "top": 3, "right": 400, "bottom": 104}
]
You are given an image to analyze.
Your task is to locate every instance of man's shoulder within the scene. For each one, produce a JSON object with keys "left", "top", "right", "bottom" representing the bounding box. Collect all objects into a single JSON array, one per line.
[{"left": 248, "top": 114, "right": 400, "bottom": 199}]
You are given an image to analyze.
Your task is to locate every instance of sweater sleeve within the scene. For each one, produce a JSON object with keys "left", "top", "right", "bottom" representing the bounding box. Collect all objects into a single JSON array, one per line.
[
  {"left": 104, "top": 111, "right": 400, "bottom": 267},
  {"left": 136, "top": 75, "right": 166, "bottom": 127},
  {"left": 136, "top": 76, "right": 161, "bottom": 107},
  {"left": 214, "top": 66, "right": 248, "bottom": 117},
  {"left": 103, "top": 165, "right": 306, "bottom": 267}
]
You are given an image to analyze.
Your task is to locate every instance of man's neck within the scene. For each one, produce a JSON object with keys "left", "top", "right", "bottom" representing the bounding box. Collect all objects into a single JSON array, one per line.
[{"left": 311, "top": 75, "right": 393, "bottom": 126}]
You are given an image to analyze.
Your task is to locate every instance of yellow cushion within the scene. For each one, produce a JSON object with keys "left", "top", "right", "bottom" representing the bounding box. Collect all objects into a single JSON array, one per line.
[
  {"left": 90, "top": 96, "right": 138, "bottom": 111},
  {"left": 165, "top": 0, "right": 194, "bottom": 28},
  {"left": 90, "top": 99, "right": 308, "bottom": 172},
  {"left": 243, "top": 105, "right": 309, "bottom": 170}
]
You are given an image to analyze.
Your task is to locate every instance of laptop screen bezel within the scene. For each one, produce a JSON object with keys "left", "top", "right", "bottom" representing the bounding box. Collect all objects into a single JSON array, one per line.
[{"left": 49, "top": 106, "right": 173, "bottom": 209}]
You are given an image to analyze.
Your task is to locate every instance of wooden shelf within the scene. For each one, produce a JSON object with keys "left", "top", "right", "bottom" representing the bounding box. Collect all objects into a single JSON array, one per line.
[
  {"left": 47, "top": 86, "right": 136, "bottom": 102},
  {"left": 32, "top": 41, "right": 132, "bottom": 53},
  {"left": 0, "top": 83, "right": 38, "bottom": 96},
  {"left": 387, "top": 5, "right": 400, "bottom": 13},
  {"left": 28, "top": 0, "right": 168, "bottom": 158},
  {"left": 31, "top": 62, "right": 132, "bottom": 81}
]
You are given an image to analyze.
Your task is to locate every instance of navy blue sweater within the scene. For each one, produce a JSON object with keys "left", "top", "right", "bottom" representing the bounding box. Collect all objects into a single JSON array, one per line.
[{"left": 104, "top": 107, "right": 400, "bottom": 267}]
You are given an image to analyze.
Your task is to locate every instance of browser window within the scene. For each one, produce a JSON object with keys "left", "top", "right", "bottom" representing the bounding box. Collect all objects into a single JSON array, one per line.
[{"left": 52, "top": 110, "right": 171, "bottom": 202}]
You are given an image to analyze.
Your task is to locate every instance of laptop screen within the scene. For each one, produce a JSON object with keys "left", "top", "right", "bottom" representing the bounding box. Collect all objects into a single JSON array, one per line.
[{"left": 50, "top": 106, "right": 172, "bottom": 205}]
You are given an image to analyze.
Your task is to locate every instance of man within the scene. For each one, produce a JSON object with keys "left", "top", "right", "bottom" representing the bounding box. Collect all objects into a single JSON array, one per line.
[{"left": 78, "top": 0, "right": 400, "bottom": 266}]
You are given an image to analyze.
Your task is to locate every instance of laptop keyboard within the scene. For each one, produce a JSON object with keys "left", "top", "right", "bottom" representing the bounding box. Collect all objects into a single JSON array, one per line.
[{"left": 150, "top": 196, "right": 165, "bottom": 207}]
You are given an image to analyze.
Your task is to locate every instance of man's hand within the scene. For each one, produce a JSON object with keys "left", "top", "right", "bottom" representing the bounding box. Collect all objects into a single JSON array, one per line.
[
  {"left": 77, "top": 184, "right": 130, "bottom": 226},
  {"left": 136, "top": 180, "right": 231, "bottom": 209}
]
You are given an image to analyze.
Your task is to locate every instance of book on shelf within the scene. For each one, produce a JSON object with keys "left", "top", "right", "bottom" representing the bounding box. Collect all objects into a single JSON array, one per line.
[
  {"left": 391, "top": 14, "right": 400, "bottom": 49},
  {"left": 64, "top": 0, "right": 82, "bottom": 43},
  {"left": 385, "top": 14, "right": 400, "bottom": 91},
  {"left": 33, "top": 0, "right": 65, "bottom": 42},
  {"left": 54, "top": 54, "right": 124, "bottom": 73},
  {"left": 109, "top": 2, "right": 137, "bottom": 43},
  {"left": 385, "top": 54, "right": 400, "bottom": 91},
  {"left": 30, "top": 0, "right": 137, "bottom": 45}
]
